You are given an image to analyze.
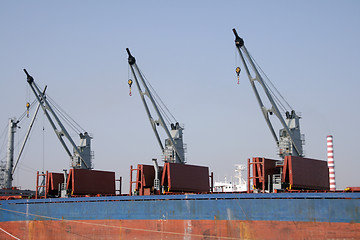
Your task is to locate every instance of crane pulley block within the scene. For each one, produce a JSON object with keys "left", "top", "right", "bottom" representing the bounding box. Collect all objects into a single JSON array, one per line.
[
  {"left": 26, "top": 102, "right": 30, "bottom": 118},
  {"left": 236, "top": 67, "right": 241, "bottom": 84},
  {"left": 128, "top": 79, "right": 133, "bottom": 96}
]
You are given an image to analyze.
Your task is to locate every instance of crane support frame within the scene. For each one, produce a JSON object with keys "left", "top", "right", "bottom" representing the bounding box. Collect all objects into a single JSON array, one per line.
[
  {"left": 126, "top": 49, "right": 185, "bottom": 164},
  {"left": 233, "top": 29, "right": 303, "bottom": 158},
  {"left": 24, "top": 69, "right": 92, "bottom": 169}
]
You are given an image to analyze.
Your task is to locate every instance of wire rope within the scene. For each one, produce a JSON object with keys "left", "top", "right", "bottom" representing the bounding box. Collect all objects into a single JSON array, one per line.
[
  {"left": 140, "top": 69, "right": 177, "bottom": 122},
  {"left": 240, "top": 50, "right": 289, "bottom": 115},
  {"left": 250, "top": 53, "right": 293, "bottom": 111},
  {"left": 48, "top": 99, "right": 81, "bottom": 134},
  {"left": 16, "top": 164, "right": 37, "bottom": 174},
  {"left": 138, "top": 68, "right": 177, "bottom": 126},
  {"left": 46, "top": 94, "right": 86, "bottom": 133},
  {"left": 48, "top": 98, "right": 82, "bottom": 133},
  {"left": 46, "top": 96, "right": 84, "bottom": 134},
  {"left": 17, "top": 99, "right": 38, "bottom": 123},
  {"left": 143, "top": 77, "right": 175, "bottom": 124},
  {"left": 28, "top": 82, "right": 86, "bottom": 135},
  {"left": 262, "top": 81, "right": 287, "bottom": 113},
  {"left": 12, "top": 116, "right": 38, "bottom": 175},
  {"left": 0, "top": 124, "right": 8, "bottom": 159}
]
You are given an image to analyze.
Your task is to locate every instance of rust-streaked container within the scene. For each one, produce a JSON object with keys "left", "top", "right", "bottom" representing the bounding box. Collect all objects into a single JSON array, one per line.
[
  {"left": 161, "top": 163, "right": 210, "bottom": 192},
  {"left": 66, "top": 169, "right": 115, "bottom": 195},
  {"left": 248, "top": 156, "right": 330, "bottom": 191},
  {"left": 249, "top": 157, "right": 280, "bottom": 191},
  {"left": 282, "top": 156, "right": 330, "bottom": 190},
  {"left": 46, "top": 172, "right": 64, "bottom": 196},
  {"left": 131, "top": 164, "right": 163, "bottom": 195},
  {"left": 135, "top": 164, "right": 157, "bottom": 189}
]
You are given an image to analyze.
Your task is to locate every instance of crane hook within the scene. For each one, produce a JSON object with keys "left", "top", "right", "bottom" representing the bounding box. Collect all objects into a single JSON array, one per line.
[
  {"left": 26, "top": 102, "right": 30, "bottom": 118},
  {"left": 236, "top": 67, "right": 241, "bottom": 84},
  {"left": 128, "top": 79, "right": 133, "bottom": 96}
]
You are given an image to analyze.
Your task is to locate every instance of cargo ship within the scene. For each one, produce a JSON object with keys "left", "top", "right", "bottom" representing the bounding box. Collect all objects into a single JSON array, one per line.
[
  {"left": 0, "top": 192, "right": 359, "bottom": 239},
  {"left": 0, "top": 29, "right": 359, "bottom": 239}
]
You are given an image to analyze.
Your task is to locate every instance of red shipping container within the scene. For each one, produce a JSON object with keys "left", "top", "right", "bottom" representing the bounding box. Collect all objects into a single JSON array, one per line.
[
  {"left": 46, "top": 172, "right": 64, "bottom": 196},
  {"left": 66, "top": 169, "right": 115, "bottom": 195},
  {"left": 161, "top": 163, "right": 210, "bottom": 193},
  {"left": 282, "top": 156, "right": 329, "bottom": 190}
]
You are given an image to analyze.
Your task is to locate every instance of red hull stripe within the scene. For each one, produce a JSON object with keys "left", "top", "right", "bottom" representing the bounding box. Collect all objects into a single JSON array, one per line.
[{"left": 0, "top": 219, "right": 359, "bottom": 240}]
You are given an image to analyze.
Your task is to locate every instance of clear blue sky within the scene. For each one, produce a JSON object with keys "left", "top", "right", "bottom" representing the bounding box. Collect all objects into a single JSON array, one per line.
[{"left": 0, "top": 1, "right": 359, "bottom": 192}]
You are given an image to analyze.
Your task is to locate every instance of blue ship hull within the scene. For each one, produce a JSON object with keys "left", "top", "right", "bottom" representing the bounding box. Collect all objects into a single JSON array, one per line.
[{"left": 0, "top": 192, "right": 359, "bottom": 239}]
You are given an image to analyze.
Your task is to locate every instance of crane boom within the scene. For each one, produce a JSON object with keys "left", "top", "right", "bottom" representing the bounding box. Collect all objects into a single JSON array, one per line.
[
  {"left": 232, "top": 29, "right": 304, "bottom": 158},
  {"left": 12, "top": 102, "right": 41, "bottom": 175},
  {"left": 24, "top": 69, "right": 93, "bottom": 169},
  {"left": 126, "top": 48, "right": 185, "bottom": 164}
]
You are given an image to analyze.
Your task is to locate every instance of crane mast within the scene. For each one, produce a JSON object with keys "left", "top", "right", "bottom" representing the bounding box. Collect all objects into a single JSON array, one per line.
[
  {"left": 24, "top": 69, "right": 93, "bottom": 169},
  {"left": 126, "top": 48, "right": 185, "bottom": 164},
  {"left": 232, "top": 29, "right": 304, "bottom": 159},
  {"left": 0, "top": 100, "right": 41, "bottom": 189},
  {"left": 3, "top": 119, "right": 17, "bottom": 189}
]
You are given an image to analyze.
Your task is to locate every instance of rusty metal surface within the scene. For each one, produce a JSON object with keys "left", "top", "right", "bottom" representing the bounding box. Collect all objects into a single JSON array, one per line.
[
  {"left": 250, "top": 157, "right": 280, "bottom": 191},
  {"left": 0, "top": 192, "right": 359, "bottom": 239},
  {"left": 0, "top": 219, "right": 359, "bottom": 240},
  {"left": 136, "top": 164, "right": 155, "bottom": 188},
  {"left": 132, "top": 164, "right": 164, "bottom": 195},
  {"left": 345, "top": 186, "right": 360, "bottom": 192},
  {"left": 46, "top": 172, "right": 64, "bottom": 196},
  {"left": 283, "top": 156, "right": 330, "bottom": 190},
  {"left": 161, "top": 163, "right": 209, "bottom": 192},
  {"left": 66, "top": 169, "right": 115, "bottom": 195}
]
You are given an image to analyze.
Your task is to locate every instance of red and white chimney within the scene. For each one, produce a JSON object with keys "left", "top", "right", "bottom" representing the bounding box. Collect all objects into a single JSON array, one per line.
[{"left": 327, "top": 135, "right": 336, "bottom": 191}]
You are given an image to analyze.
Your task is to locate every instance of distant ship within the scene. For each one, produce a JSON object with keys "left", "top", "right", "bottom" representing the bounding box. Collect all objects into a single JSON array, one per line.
[{"left": 214, "top": 164, "right": 247, "bottom": 192}]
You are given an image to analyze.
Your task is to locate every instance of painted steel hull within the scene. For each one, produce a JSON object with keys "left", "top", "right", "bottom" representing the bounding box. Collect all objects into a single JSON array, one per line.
[
  {"left": 0, "top": 193, "right": 359, "bottom": 239},
  {"left": 1, "top": 219, "right": 359, "bottom": 240}
]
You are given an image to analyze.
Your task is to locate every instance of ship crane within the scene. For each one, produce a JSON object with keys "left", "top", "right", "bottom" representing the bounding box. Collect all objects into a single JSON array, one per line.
[
  {"left": 0, "top": 94, "right": 42, "bottom": 189},
  {"left": 126, "top": 48, "right": 185, "bottom": 164},
  {"left": 1, "top": 104, "right": 41, "bottom": 189},
  {"left": 24, "top": 69, "right": 93, "bottom": 169},
  {"left": 232, "top": 29, "right": 304, "bottom": 159}
]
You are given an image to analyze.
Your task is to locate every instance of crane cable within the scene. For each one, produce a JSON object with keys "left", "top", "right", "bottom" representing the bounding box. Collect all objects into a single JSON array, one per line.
[
  {"left": 0, "top": 124, "right": 8, "bottom": 163},
  {"left": 236, "top": 67, "right": 241, "bottom": 84},
  {"left": 236, "top": 47, "right": 294, "bottom": 114},
  {"left": 26, "top": 83, "right": 31, "bottom": 118},
  {"left": 138, "top": 68, "right": 177, "bottom": 126},
  {"left": 18, "top": 99, "right": 37, "bottom": 123},
  {"left": 46, "top": 94, "right": 86, "bottom": 134},
  {"left": 240, "top": 51, "right": 293, "bottom": 114},
  {"left": 128, "top": 65, "right": 133, "bottom": 96},
  {"left": 0, "top": 100, "right": 39, "bottom": 172},
  {"left": 128, "top": 79, "right": 133, "bottom": 96},
  {"left": 127, "top": 65, "right": 174, "bottom": 125},
  {"left": 147, "top": 80, "right": 176, "bottom": 126},
  {"left": 235, "top": 49, "right": 241, "bottom": 84},
  {"left": 29, "top": 81, "right": 86, "bottom": 135},
  {"left": 128, "top": 62, "right": 179, "bottom": 128},
  {"left": 250, "top": 53, "right": 293, "bottom": 112}
]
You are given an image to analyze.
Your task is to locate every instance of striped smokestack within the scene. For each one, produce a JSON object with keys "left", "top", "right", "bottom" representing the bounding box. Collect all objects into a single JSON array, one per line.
[{"left": 327, "top": 135, "right": 336, "bottom": 191}]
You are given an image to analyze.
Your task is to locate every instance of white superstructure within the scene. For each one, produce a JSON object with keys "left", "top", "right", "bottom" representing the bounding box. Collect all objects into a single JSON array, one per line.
[{"left": 214, "top": 164, "right": 247, "bottom": 192}]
